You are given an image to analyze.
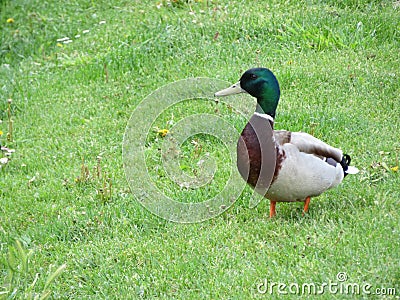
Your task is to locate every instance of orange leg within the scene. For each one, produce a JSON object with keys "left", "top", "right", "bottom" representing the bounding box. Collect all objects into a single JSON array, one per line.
[
  {"left": 303, "top": 196, "right": 311, "bottom": 215},
  {"left": 270, "top": 201, "right": 277, "bottom": 218}
]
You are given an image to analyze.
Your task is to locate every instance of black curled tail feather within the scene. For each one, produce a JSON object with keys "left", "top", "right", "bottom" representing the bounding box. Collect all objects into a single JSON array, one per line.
[{"left": 340, "top": 154, "right": 351, "bottom": 177}]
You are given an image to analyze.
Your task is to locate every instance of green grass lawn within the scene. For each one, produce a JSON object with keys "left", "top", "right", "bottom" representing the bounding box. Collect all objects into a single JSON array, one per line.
[{"left": 1, "top": 0, "right": 399, "bottom": 298}]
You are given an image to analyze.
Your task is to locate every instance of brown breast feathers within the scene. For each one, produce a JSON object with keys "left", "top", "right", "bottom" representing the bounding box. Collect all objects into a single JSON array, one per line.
[{"left": 236, "top": 114, "right": 276, "bottom": 196}]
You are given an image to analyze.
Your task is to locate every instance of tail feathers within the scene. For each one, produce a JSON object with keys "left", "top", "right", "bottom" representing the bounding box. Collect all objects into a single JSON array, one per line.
[{"left": 340, "top": 154, "right": 359, "bottom": 176}]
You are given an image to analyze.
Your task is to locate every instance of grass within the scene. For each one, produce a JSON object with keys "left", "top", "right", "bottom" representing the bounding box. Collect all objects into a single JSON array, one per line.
[{"left": 1, "top": 0, "right": 399, "bottom": 298}]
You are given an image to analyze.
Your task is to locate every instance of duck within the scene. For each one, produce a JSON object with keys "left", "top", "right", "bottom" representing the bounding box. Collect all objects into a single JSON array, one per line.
[{"left": 214, "top": 68, "right": 358, "bottom": 217}]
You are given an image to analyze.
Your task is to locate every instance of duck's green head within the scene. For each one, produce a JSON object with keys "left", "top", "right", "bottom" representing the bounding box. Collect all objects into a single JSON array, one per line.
[{"left": 215, "top": 68, "right": 280, "bottom": 118}]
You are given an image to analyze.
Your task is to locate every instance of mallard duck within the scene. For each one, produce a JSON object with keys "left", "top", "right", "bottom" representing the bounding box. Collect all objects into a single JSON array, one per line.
[{"left": 215, "top": 68, "right": 358, "bottom": 217}]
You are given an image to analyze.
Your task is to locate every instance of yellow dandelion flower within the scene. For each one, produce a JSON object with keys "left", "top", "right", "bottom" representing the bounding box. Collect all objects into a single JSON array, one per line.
[
  {"left": 157, "top": 129, "right": 169, "bottom": 137},
  {"left": 391, "top": 166, "right": 399, "bottom": 172},
  {"left": 56, "top": 43, "right": 63, "bottom": 47},
  {"left": 7, "top": 18, "right": 14, "bottom": 23},
  {"left": 0, "top": 130, "right": 3, "bottom": 136}
]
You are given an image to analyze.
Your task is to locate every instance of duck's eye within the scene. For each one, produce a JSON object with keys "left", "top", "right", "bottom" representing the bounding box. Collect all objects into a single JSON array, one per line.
[{"left": 250, "top": 74, "right": 257, "bottom": 80}]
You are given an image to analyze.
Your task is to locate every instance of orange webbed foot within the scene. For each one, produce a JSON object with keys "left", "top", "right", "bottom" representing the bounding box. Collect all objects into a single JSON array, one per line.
[
  {"left": 303, "top": 197, "right": 311, "bottom": 216},
  {"left": 270, "top": 201, "right": 277, "bottom": 218}
]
